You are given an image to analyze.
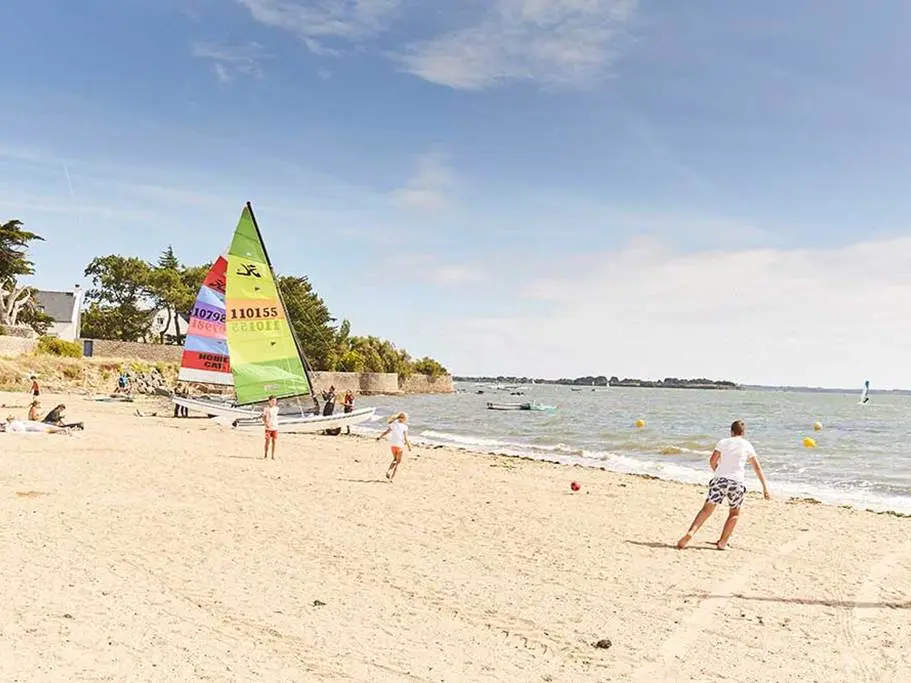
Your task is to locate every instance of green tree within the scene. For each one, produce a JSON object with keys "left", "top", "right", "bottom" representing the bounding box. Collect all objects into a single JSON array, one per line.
[
  {"left": 277, "top": 275, "right": 338, "bottom": 370},
  {"left": 81, "top": 255, "right": 153, "bottom": 341},
  {"left": 0, "top": 219, "right": 44, "bottom": 327},
  {"left": 412, "top": 356, "right": 448, "bottom": 378},
  {"left": 147, "top": 246, "right": 199, "bottom": 344}
]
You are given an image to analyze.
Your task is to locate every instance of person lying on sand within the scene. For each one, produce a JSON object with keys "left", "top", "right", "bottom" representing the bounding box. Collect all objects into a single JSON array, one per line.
[
  {"left": 677, "top": 419, "right": 770, "bottom": 550},
  {"left": 42, "top": 404, "right": 85, "bottom": 431},
  {"left": 376, "top": 412, "right": 411, "bottom": 482},
  {"left": 2, "top": 415, "right": 71, "bottom": 434}
]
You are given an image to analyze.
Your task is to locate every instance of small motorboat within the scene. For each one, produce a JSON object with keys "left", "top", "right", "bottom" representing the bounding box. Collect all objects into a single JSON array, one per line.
[{"left": 486, "top": 401, "right": 557, "bottom": 411}]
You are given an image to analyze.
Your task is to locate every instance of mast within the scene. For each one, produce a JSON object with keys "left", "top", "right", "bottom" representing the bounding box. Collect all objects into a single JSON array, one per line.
[{"left": 244, "top": 201, "right": 317, "bottom": 398}]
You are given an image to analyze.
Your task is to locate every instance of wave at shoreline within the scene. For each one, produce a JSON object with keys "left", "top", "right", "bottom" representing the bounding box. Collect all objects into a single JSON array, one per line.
[{"left": 354, "top": 424, "right": 911, "bottom": 516}]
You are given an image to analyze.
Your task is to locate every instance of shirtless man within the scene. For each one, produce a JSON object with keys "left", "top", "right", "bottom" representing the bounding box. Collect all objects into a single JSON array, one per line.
[{"left": 678, "top": 420, "right": 770, "bottom": 550}]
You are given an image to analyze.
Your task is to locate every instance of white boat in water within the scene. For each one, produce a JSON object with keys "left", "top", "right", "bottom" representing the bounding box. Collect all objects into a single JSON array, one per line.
[
  {"left": 486, "top": 401, "right": 556, "bottom": 412},
  {"left": 173, "top": 203, "right": 376, "bottom": 434}
]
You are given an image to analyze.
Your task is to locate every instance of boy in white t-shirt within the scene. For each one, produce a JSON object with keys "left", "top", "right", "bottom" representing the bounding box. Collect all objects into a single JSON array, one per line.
[
  {"left": 677, "top": 420, "right": 770, "bottom": 550},
  {"left": 376, "top": 412, "right": 411, "bottom": 482},
  {"left": 262, "top": 395, "right": 279, "bottom": 460}
]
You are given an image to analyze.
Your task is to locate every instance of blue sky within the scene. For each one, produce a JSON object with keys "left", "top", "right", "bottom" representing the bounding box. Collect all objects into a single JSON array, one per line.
[{"left": 3, "top": 0, "right": 911, "bottom": 387}]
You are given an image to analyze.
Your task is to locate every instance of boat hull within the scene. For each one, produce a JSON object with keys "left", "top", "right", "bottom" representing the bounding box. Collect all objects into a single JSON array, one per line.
[
  {"left": 230, "top": 406, "right": 377, "bottom": 433},
  {"left": 171, "top": 395, "right": 257, "bottom": 418},
  {"left": 487, "top": 402, "right": 531, "bottom": 411}
]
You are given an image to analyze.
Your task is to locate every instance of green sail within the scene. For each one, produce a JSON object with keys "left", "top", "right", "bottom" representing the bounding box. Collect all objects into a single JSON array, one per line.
[{"left": 224, "top": 204, "right": 312, "bottom": 405}]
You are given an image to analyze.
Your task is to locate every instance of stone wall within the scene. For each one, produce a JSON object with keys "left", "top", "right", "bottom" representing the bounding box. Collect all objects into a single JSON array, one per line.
[
  {"left": 310, "top": 371, "right": 401, "bottom": 395},
  {"left": 75, "top": 340, "right": 453, "bottom": 395},
  {"left": 400, "top": 374, "right": 455, "bottom": 394},
  {"left": 82, "top": 339, "right": 183, "bottom": 363},
  {"left": 0, "top": 325, "right": 37, "bottom": 339},
  {"left": 0, "top": 336, "right": 37, "bottom": 357}
]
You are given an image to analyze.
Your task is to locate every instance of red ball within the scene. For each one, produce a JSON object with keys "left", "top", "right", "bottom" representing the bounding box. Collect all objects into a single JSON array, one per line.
[{"left": 570, "top": 481, "right": 580, "bottom": 492}]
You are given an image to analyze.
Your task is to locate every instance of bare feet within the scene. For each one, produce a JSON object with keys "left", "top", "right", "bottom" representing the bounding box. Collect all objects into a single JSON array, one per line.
[
  {"left": 714, "top": 540, "right": 728, "bottom": 550},
  {"left": 677, "top": 533, "right": 693, "bottom": 549}
]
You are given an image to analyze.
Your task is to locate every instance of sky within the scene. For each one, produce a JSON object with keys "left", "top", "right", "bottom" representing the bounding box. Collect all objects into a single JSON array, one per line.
[{"left": 2, "top": 0, "right": 911, "bottom": 388}]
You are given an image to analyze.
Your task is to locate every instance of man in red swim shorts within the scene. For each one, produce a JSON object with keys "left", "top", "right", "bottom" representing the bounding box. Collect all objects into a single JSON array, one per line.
[{"left": 262, "top": 395, "right": 279, "bottom": 460}]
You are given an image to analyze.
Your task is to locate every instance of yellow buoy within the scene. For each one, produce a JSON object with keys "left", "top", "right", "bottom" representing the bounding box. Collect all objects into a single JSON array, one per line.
[
  {"left": 635, "top": 419, "right": 646, "bottom": 429},
  {"left": 802, "top": 436, "right": 817, "bottom": 448},
  {"left": 813, "top": 421, "right": 822, "bottom": 432}
]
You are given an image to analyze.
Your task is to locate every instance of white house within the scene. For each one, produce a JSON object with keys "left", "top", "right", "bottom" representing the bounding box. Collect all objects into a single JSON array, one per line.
[
  {"left": 146, "top": 307, "right": 189, "bottom": 342},
  {"left": 33, "top": 287, "right": 84, "bottom": 341}
]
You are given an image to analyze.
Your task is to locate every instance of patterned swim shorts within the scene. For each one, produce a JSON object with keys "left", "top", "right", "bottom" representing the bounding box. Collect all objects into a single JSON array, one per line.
[{"left": 706, "top": 477, "right": 747, "bottom": 508}]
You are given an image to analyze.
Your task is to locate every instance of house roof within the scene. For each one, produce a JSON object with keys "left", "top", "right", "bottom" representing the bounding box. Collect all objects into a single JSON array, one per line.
[{"left": 34, "top": 290, "right": 78, "bottom": 323}]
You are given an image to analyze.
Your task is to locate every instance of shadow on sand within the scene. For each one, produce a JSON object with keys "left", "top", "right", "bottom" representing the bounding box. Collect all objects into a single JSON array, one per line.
[
  {"left": 625, "top": 539, "right": 723, "bottom": 552},
  {"left": 683, "top": 593, "right": 910, "bottom": 609}
]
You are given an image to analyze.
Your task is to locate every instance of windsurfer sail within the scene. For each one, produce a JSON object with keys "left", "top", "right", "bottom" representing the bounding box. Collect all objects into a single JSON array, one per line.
[
  {"left": 177, "top": 255, "right": 232, "bottom": 385},
  {"left": 224, "top": 203, "right": 314, "bottom": 406},
  {"left": 859, "top": 380, "right": 870, "bottom": 404}
]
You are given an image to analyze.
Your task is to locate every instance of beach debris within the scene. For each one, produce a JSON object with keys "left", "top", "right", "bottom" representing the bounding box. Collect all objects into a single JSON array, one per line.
[
  {"left": 635, "top": 419, "right": 645, "bottom": 428},
  {"left": 313, "top": 600, "right": 326, "bottom": 607},
  {"left": 570, "top": 481, "right": 580, "bottom": 492},
  {"left": 802, "top": 436, "right": 817, "bottom": 448},
  {"left": 813, "top": 421, "right": 823, "bottom": 431},
  {"left": 594, "top": 638, "right": 612, "bottom": 649}
]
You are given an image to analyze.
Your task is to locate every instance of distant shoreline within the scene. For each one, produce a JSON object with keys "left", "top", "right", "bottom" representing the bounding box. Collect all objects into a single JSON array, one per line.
[
  {"left": 453, "top": 377, "right": 904, "bottom": 394},
  {"left": 454, "top": 376, "right": 741, "bottom": 390}
]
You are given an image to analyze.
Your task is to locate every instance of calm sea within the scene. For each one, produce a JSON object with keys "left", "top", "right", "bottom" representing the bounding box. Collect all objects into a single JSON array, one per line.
[{"left": 355, "top": 383, "right": 911, "bottom": 514}]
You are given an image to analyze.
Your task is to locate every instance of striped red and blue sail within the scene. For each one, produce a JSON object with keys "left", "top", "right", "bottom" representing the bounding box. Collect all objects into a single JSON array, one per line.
[{"left": 177, "top": 255, "right": 233, "bottom": 385}]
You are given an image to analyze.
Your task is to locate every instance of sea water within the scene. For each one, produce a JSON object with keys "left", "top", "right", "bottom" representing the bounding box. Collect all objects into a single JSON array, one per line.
[{"left": 356, "top": 384, "right": 911, "bottom": 514}]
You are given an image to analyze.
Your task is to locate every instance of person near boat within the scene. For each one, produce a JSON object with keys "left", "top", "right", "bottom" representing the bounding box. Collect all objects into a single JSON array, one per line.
[
  {"left": 42, "top": 404, "right": 85, "bottom": 431},
  {"left": 377, "top": 412, "right": 411, "bottom": 482},
  {"left": 173, "top": 383, "right": 189, "bottom": 418},
  {"left": 321, "top": 386, "right": 336, "bottom": 416},
  {"left": 262, "top": 395, "right": 279, "bottom": 460},
  {"left": 343, "top": 390, "right": 355, "bottom": 434},
  {"left": 677, "top": 420, "right": 770, "bottom": 550}
]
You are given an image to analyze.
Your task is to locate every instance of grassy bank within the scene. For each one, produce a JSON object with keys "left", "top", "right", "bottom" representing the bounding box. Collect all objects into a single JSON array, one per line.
[{"left": 0, "top": 354, "right": 177, "bottom": 394}]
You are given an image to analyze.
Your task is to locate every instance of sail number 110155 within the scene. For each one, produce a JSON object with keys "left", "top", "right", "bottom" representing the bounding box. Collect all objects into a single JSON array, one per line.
[{"left": 229, "top": 306, "right": 280, "bottom": 320}]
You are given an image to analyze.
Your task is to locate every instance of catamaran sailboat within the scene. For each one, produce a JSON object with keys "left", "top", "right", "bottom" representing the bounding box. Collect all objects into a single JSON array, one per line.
[{"left": 172, "top": 202, "right": 375, "bottom": 433}]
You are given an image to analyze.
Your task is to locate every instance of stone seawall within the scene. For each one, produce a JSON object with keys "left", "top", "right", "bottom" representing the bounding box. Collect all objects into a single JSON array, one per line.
[
  {"left": 0, "top": 336, "right": 38, "bottom": 357},
  {"left": 38, "top": 340, "right": 456, "bottom": 395},
  {"left": 82, "top": 339, "right": 183, "bottom": 363},
  {"left": 311, "top": 371, "right": 400, "bottom": 395},
  {"left": 400, "top": 374, "right": 455, "bottom": 394}
]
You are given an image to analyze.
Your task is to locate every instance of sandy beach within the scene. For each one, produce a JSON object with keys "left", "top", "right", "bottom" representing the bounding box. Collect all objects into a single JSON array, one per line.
[{"left": 1, "top": 392, "right": 909, "bottom": 682}]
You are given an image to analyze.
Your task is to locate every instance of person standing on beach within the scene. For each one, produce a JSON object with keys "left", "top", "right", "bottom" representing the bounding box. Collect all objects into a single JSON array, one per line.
[
  {"left": 29, "top": 375, "right": 39, "bottom": 398},
  {"left": 376, "top": 412, "right": 411, "bottom": 482},
  {"left": 343, "top": 390, "right": 354, "bottom": 434},
  {"left": 677, "top": 420, "right": 770, "bottom": 550},
  {"left": 321, "top": 385, "right": 336, "bottom": 416},
  {"left": 263, "top": 395, "right": 279, "bottom": 460}
]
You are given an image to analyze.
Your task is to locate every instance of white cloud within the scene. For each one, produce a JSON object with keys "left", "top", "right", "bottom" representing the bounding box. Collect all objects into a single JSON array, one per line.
[
  {"left": 395, "top": 0, "right": 638, "bottom": 90},
  {"left": 367, "top": 252, "right": 485, "bottom": 286},
  {"left": 434, "top": 264, "right": 486, "bottom": 284},
  {"left": 192, "top": 42, "right": 268, "bottom": 82},
  {"left": 234, "top": 0, "right": 400, "bottom": 54},
  {"left": 434, "top": 235, "right": 911, "bottom": 388},
  {"left": 390, "top": 152, "right": 454, "bottom": 211}
]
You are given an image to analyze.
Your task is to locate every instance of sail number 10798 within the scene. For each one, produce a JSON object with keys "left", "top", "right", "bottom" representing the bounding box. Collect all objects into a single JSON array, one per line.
[{"left": 229, "top": 306, "right": 280, "bottom": 320}]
